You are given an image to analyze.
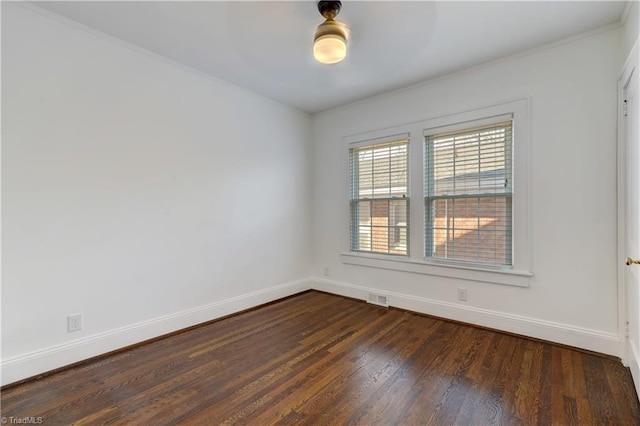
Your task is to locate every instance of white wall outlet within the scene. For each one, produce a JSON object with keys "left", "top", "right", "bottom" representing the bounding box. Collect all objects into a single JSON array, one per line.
[
  {"left": 457, "top": 288, "right": 468, "bottom": 302},
  {"left": 323, "top": 267, "right": 330, "bottom": 276},
  {"left": 68, "top": 314, "right": 82, "bottom": 332}
]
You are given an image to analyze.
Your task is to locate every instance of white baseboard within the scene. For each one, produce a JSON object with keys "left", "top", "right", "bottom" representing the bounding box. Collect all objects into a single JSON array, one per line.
[
  {"left": 629, "top": 341, "right": 640, "bottom": 397},
  {"left": 309, "top": 277, "right": 623, "bottom": 357},
  {"left": 1, "top": 279, "right": 311, "bottom": 386},
  {"left": 2, "top": 276, "right": 626, "bottom": 387}
]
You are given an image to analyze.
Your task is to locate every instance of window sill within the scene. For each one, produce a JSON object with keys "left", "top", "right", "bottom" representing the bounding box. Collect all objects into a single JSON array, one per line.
[{"left": 340, "top": 252, "right": 532, "bottom": 287}]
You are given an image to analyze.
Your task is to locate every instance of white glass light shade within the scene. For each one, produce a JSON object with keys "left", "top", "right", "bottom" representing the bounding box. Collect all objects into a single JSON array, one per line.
[{"left": 313, "top": 34, "right": 347, "bottom": 64}]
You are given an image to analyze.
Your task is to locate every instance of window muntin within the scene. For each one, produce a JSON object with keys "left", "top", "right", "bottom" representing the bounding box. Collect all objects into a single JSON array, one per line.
[
  {"left": 425, "top": 121, "right": 513, "bottom": 266},
  {"left": 350, "top": 139, "right": 409, "bottom": 255}
]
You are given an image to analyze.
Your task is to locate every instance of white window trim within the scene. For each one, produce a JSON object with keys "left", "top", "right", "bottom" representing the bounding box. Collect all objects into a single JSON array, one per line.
[
  {"left": 342, "top": 99, "right": 532, "bottom": 287},
  {"left": 348, "top": 136, "right": 410, "bottom": 256}
]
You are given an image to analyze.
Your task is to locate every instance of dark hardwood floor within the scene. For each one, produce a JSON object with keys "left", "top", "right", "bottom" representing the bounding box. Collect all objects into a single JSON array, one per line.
[{"left": 2, "top": 290, "right": 639, "bottom": 425}]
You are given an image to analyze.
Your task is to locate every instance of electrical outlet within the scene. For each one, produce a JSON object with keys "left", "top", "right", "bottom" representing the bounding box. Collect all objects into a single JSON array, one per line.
[
  {"left": 457, "top": 288, "right": 468, "bottom": 302},
  {"left": 68, "top": 314, "right": 82, "bottom": 332},
  {"left": 323, "top": 267, "right": 330, "bottom": 277}
]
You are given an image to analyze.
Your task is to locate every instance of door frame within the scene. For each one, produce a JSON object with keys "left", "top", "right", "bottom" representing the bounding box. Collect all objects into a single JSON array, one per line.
[{"left": 617, "top": 38, "right": 638, "bottom": 385}]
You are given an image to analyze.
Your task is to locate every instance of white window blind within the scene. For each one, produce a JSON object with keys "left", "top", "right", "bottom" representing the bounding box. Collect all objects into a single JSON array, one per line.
[
  {"left": 350, "top": 139, "right": 409, "bottom": 255},
  {"left": 425, "top": 121, "right": 513, "bottom": 265}
]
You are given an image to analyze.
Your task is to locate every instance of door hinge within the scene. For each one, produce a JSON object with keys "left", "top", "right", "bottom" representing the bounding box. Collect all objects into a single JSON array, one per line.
[{"left": 624, "top": 99, "right": 628, "bottom": 117}]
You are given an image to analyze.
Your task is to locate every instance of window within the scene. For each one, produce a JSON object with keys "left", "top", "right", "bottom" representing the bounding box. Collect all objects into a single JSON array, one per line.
[
  {"left": 425, "top": 120, "right": 513, "bottom": 266},
  {"left": 350, "top": 138, "right": 409, "bottom": 255},
  {"left": 343, "top": 99, "right": 530, "bottom": 284}
]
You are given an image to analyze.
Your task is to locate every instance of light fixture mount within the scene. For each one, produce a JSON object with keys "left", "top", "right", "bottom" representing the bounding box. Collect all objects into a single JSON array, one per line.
[
  {"left": 318, "top": 1, "right": 342, "bottom": 19},
  {"left": 313, "top": 1, "right": 349, "bottom": 65}
]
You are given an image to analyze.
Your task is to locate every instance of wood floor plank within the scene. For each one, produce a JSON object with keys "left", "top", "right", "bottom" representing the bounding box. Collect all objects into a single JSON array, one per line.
[{"left": 2, "top": 291, "right": 639, "bottom": 425}]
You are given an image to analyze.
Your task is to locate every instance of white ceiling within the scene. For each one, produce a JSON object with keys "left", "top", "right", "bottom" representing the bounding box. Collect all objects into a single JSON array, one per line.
[{"left": 31, "top": 1, "right": 628, "bottom": 113}]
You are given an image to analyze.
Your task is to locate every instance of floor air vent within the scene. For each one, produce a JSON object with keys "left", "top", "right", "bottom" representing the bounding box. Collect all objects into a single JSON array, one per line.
[{"left": 367, "top": 293, "right": 389, "bottom": 307}]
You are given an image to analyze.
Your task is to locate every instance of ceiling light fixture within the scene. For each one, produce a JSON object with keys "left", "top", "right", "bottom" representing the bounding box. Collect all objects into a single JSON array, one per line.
[{"left": 313, "top": 1, "right": 349, "bottom": 65}]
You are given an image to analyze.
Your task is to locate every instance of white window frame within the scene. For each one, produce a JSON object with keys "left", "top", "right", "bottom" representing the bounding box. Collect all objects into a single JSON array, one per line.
[
  {"left": 349, "top": 134, "right": 410, "bottom": 256},
  {"left": 424, "top": 115, "right": 514, "bottom": 267},
  {"left": 342, "top": 99, "right": 532, "bottom": 287}
]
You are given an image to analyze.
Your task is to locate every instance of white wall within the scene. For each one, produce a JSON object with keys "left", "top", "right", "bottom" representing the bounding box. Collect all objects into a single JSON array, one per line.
[
  {"left": 1, "top": 2, "right": 632, "bottom": 386},
  {"left": 623, "top": 0, "right": 639, "bottom": 60},
  {"left": 1, "top": 3, "right": 312, "bottom": 384},
  {"left": 311, "top": 27, "right": 623, "bottom": 355}
]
